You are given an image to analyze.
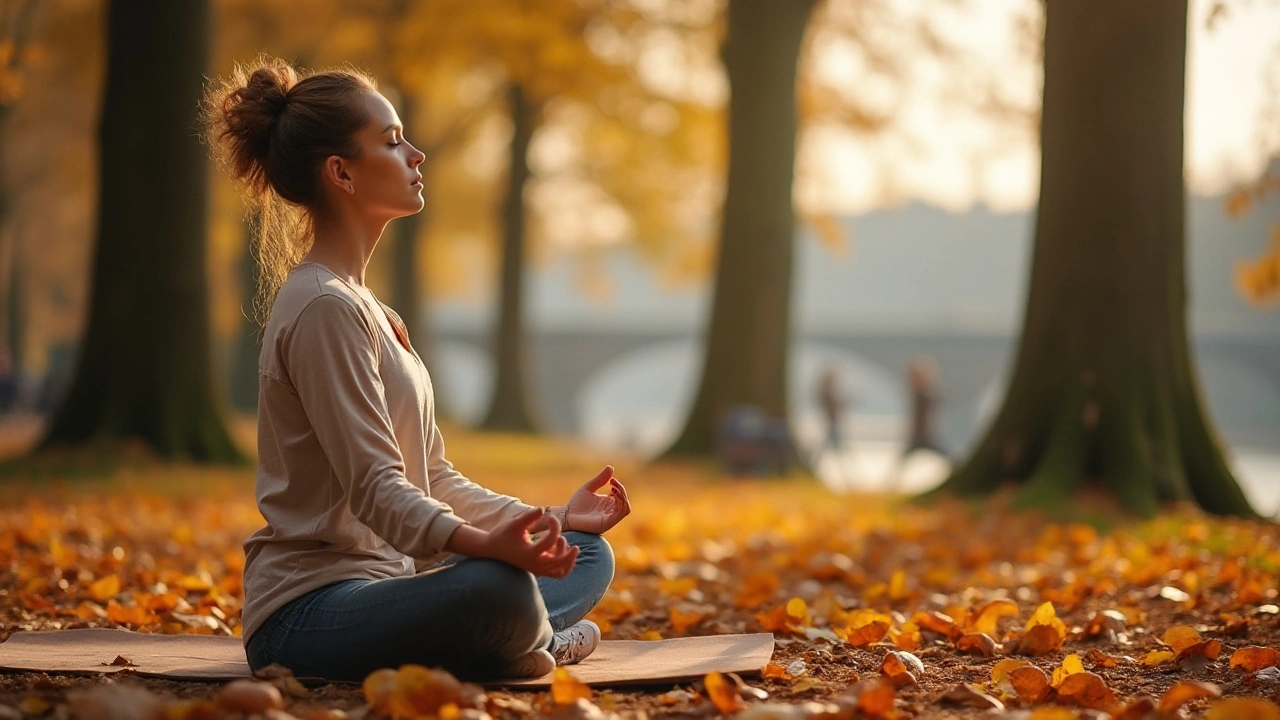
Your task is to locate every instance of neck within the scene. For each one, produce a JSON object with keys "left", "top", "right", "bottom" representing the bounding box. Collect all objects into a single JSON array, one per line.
[{"left": 304, "top": 204, "right": 390, "bottom": 287}]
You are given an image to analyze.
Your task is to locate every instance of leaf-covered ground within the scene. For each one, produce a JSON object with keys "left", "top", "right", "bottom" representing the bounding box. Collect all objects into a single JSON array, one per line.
[{"left": 1, "top": 421, "right": 1279, "bottom": 719}]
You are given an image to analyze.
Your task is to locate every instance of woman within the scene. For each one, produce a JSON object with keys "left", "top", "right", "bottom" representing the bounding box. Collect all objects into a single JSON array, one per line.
[{"left": 202, "top": 56, "right": 630, "bottom": 682}]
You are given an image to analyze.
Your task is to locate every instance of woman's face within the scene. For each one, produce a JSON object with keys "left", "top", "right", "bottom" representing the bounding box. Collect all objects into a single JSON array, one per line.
[{"left": 339, "top": 91, "right": 426, "bottom": 219}]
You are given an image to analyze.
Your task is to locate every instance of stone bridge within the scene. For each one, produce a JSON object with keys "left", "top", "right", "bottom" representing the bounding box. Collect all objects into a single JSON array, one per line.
[{"left": 433, "top": 327, "right": 1280, "bottom": 452}]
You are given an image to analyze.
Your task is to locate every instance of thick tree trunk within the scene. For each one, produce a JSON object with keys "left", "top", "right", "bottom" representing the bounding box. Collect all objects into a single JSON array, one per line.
[
  {"left": 480, "top": 83, "right": 539, "bottom": 432},
  {"left": 931, "top": 0, "right": 1255, "bottom": 517},
  {"left": 37, "top": 0, "right": 243, "bottom": 463},
  {"left": 661, "top": 0, "right": 816, "bottom": 459}
]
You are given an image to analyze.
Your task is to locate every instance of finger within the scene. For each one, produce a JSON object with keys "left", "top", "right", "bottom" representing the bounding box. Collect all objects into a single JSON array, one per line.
[
  {"left": 529, "top": 514, "right": 562, "bottom": 553},
  {"left": 582, "top": 466, "right": 615, "bottom": 493},
  {"left": 609, "top": 478, "right": 630, "bottom": 505},
  {"left": 511, "top": 505, "right": 546, "bottom": 533}
]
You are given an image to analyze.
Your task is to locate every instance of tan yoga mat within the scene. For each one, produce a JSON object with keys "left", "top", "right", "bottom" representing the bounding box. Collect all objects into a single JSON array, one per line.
[{"left": 0, "top": 629, "right": 775, "bottom": 688}]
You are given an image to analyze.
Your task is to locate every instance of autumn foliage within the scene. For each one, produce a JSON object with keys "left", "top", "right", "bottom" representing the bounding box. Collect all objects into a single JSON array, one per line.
[{"left": 1, "top": 430, "right": 1279, "bottom": 717}]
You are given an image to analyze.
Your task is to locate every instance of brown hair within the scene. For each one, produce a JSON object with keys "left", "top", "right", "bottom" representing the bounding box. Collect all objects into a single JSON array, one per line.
[{"left": 202, "top": 55, "right": 377, "bottom": 326}]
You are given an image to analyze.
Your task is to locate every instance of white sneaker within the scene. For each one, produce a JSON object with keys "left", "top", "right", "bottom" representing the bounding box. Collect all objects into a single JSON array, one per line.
[
  {"left": 551, "top": 620, "right": 601, "bottom": 666},
  {"left": 496, "top": 647, "right": 555, "bottom": 678}
]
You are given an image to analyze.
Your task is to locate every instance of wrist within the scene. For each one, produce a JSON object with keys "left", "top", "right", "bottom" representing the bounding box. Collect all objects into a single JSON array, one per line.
[
  {"left": 548, "top": 504, "right": 570, "bottom": 532},
  {"left": 443, "top": 523, "right": 492, "bottom": 558}
]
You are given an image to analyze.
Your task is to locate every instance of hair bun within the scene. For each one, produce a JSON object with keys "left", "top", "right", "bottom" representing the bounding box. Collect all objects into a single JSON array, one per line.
[{"left": 202, "top": 56, "right": 300, "bottom": 195}]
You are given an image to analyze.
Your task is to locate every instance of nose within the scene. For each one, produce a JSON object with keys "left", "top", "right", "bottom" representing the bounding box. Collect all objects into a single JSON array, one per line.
[{"left": 409, "top": 144, "right": 425, "bottom": 168}]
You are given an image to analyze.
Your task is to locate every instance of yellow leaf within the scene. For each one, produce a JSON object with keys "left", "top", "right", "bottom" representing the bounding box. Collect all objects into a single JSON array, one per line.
[
  {"left": 1205, "top": 698, "right": 1280, "bottom": 720},
  {"left": 1142, "top": 649, "right": 1175, "bottom": 666},
  {"left": 551, "top": 667, "right": 592, "bottom": 706},
  {"left": 89, "top": 574, "right": 121, "bottom": 603},
  {"left": 1050, "top": 654, "right": 1084, "bottom": 688},
  {"left": 1162, "top": 625, "right": 1201, "bottom": 653}
]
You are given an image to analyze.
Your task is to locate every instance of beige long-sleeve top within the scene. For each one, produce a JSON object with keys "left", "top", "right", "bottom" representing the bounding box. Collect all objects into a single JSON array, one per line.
[{"left": 241, "top": 262, "right": 533, "bottom": 644}]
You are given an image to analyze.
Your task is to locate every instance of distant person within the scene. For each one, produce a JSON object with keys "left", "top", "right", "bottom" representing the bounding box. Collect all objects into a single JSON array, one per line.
[
  {"left": 203, "top": 56, "right": 629, "bottom": 683},
  {"left": 903, "top": 356, "right": 948, "bottom": 460},
  {"left": 887, "top": 356, "right": 948, "bottom": 489},
  {"left": 816, "top": 367, "right": 846, "bottom": 457}
]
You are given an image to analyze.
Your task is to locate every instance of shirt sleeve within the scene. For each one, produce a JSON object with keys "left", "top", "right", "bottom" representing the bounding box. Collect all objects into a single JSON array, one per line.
[
  {"left": 284, "top": 294, "right": 466, "bottom": 557},
  {"left": 426, "top": 419, "right": 534, "bottom": 532}
]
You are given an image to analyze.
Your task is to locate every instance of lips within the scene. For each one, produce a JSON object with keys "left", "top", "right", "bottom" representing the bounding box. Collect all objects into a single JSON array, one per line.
[{"left": 410, "top": 175, "right": 423, "bottom": 186}]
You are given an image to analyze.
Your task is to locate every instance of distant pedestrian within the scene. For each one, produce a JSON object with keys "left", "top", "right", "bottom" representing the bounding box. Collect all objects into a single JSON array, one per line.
[
  {"left": 816, "top": 367, "right": 845, "bottom": 456},
  {"left": 903, "top": 356, "right": 947, "bottom": 460}
]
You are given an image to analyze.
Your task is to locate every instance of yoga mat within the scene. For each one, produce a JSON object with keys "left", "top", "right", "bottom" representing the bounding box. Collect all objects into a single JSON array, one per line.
[{"left": 0, "top": 629, "right": 775, "bottom": 688}]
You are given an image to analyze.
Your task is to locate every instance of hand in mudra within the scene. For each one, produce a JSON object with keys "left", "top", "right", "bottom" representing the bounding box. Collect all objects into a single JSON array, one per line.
[
  {"left": 490, "top": 506, "right": 578, "bottom": 578},
  {"left": 565, "top": 466, "right": 631, "bottom": 534}
]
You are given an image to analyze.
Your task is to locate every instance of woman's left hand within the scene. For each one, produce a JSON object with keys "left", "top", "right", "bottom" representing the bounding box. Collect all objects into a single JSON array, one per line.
[{"left": 564, "top": 466, "right": 631, "bottom": 534}]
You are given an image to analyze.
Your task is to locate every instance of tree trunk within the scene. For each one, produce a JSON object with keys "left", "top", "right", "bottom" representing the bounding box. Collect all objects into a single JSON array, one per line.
[
  {"left": 930, "top": 0, "right": 1256, "bottom": 517},
  {"left": 480, "top": 83, "right": 539, "bottom": 432},
  {"left": 37, "top": 0, "right": 243, "bottom": 463},
  {"left": 660, "top": 0, "right": 816, "bottom": 459}
]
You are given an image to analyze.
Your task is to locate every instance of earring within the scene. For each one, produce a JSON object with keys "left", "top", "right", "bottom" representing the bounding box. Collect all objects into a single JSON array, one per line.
[{"left": 347, "top": 184, "right": 355, "bottom": 194}]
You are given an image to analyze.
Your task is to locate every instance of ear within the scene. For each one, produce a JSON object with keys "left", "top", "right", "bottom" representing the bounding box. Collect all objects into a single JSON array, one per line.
[{"left": 322, "top": 155, "right": 353, "bottom": 192}]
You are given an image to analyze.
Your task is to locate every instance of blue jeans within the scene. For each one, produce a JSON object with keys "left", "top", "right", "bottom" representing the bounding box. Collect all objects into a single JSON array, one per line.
[{"left": 245, "top": 532, "right": 615, "bottom": 682}]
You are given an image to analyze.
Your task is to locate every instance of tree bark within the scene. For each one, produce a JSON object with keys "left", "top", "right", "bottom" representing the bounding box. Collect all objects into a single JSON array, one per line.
[
  {"left": 480, "top": 83, "right": 540, "bottom": 432},
  {"left": 930, "top": 0, "right": 1256, "bottom": 517},
  {"left": 660, "top": 0, "right": 817, "bottom": 459},
  {"left": 37, "top": 0, "right": 243, "bottom": 463}
]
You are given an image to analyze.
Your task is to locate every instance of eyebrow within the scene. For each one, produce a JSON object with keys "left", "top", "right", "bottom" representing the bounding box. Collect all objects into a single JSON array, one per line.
[{"left": 382, "top": 123, "right": 401, "bottom": 133}]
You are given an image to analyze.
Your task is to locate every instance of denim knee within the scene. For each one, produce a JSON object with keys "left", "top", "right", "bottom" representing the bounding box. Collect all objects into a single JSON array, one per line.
[
  {"left": 468, "top": 560, "right": 549, "bottom": 658},
  {"left": 569, "top": 532, "right": 616, "bottom": 588}
]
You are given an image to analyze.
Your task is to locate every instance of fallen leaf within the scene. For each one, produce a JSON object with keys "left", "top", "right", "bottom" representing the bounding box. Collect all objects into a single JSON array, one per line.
[
  {"left": 762, "top": 663, "right": 790, "bottom": 680},
  {"left": 839, "top": 621, "right": 889, "bottom": 647},
  {"left": 1050, "top": 654, "right": 1084, "bottom": 688},
  {"left": 1232, "top": 646, "right": 1280, "bottom": 673},
  {"left": 1009, "top": 665, "right": 1050, "bottom": 702},
  {"left": 938, "top": 684, "right": 1004, "bottom": 710},
  {"left": 1056, "top": 672, "right": 1117, "bottom": 712},
  {"left": 1142, "top": 649, "right": 1175, "bottom": 666},
  {"left": 1205, "top": 698, "right": 1280, "bottom": 720},
  {"left": 705, "top": 671, "right": 746, "bottom": 714},
  {"left": 67, "top": 684, "right": 165, "bottom": 720},
  {"left": 956, "top": 632, "right": 997, "bottom": 657},
  {"left": 1163, "top": 625, "right": 1202, "bottom": 653},
  {"left": 1159, "top": 681, "right": 1222, "bottom": 713},
  {"left": 392, "top": 665, "right": 463, "bottom": 717},
  {"left": 852, "top": 680, "right": 897, "bottom": 720},
  {"left": 1085, "top": 649, "right": 1118, "bottom": 668},
  {"left": 912, "top": 610, "right": 960, "bottom": 640},
  {"left": 973, "top": 599, "right": 1020, "bottom": 636},
  {"left": 552, "top": 667, "right": 593, "bottom": 706},
  {"left": 89, "top": 574, "right": 121, "bottom": 603},
  {"left": 216, "top": 679, "right": 285, "bottom": 714},
  {"left": 1017, "top": 624, "right": 1065, "bottom": 656},
  {"left": 991, "top": 659, "right": 1032, "bottom": 684},
  {"left": 880, "top": 651, "right": 922, "bottom": 688}
]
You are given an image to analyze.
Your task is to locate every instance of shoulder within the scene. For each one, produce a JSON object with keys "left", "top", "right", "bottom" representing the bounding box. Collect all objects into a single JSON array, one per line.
[{"left": 272, "top": 266, "right": 377, "bottom": 345}]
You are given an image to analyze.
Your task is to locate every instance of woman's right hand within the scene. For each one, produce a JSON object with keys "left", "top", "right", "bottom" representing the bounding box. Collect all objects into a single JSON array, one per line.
[{"left": 445, "top": 507, "right": 579, "bottom": 578}]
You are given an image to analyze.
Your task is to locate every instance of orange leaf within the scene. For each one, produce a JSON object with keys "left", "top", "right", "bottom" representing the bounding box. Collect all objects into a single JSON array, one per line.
[
  {"left": 1205, "top": 698, "right": 1280, "bottom": 720},
  {"left": 551, "top": 667, "right": 592, "bottom": 706},
  {"left": 973, "top": 599, "right": 1020, "bottom": 636},
  {"left": 911, "top": 610, "right": 960, "bottom": 640},
  {"left": 704, "top": 671, "right": 745, "bottom": 714},
  {"left": 762, "top": 663, "right": 790, "bottom": 680},
  {"left": 669, "top": 606, "right": 706, "bottom": 635},
  {"left": 755, "top": 605, "right": 794, "bottom": 634},
  {"left": 1159, "top": 681, "right": 1222, "bottom": 713},
  {"left": 393, "top": 665, "right": 463, "bottom": 717},
  {"left": 880, "top": 652, "right": 921, "bottom": 688},
  {"left": 955, "top": 633, "right": 997, "bottom": 657},
  {"left": 1084, "top": 649, "right": 1118, "bottom": 668},
  {"left": 840, "top": 621, "right": 889, "bottom": 647},
  {"left": 1230, "top": 646, "right": 1280, "bottom": 673},
  {"left": 1009, "top": 666, "right": 1050, "bottom": 702},
  {"left": 1142, "top": 649, "right": 1175, "bottom": 666},
  {"left": 1162, "top": 625, "right": 1201, "bottom": 653},
  {"left": 1016, "top": 624, "right": 1064, "bottom": 656},
  {"left": 854, "top": 680, "right": 897, "bottom": 719},
  {"left": 1056, "top": 672, "right": 1117, "bottom": 711}
]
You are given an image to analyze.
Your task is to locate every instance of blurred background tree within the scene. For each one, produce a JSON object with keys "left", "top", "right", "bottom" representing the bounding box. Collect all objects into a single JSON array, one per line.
[
  {"left": 930, "top": 0, "right": 1257, "bottom": 517},
  {"left": 35, "top": 0, "right": 243, "bottom": 463}
]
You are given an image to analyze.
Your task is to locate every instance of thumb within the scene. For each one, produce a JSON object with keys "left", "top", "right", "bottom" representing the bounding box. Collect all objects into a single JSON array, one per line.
[{"left": 582, "top": 465, "right": 615, "bottom": 493}]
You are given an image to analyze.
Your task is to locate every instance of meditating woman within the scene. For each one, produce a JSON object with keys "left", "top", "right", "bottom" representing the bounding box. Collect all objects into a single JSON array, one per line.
[{"left": 202, "top": 56, "right": 630, "bottom": 682}]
